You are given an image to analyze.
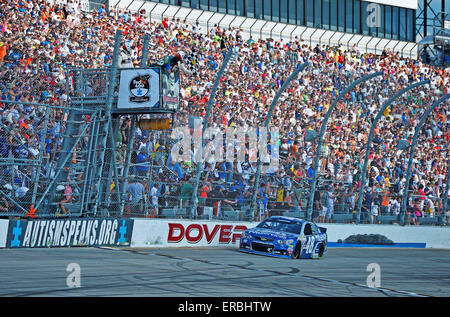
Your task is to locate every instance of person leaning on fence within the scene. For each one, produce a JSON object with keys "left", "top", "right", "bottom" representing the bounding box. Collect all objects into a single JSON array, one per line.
[
  {"left": 316, "top": 185, "right": 328, "bottom": 223},
  {"left": 275, "top": 185, "right": 284, "bottom": 211},
  {"left": 58, "top": 183, "right": 73, "bottom": 215},
  {"left": 287, "top": 188, "right": 302, "bottom": 214},
  {"left": 178, "top": 177, "right": 193, "bottom": 208},
  {"left": 416, "top": 184, "right": 427, "bottom": 210},
  {"left": 410, "top": 198, "right": 423, "bottom": 225},
  {"left": 120, "top": 117, "right": 131, "bottom": 145},
  {"left": 369, "top": 200, "right": 379, "bottom": 224},
  {"left": 129, "top": 143, "right": 139, "bottom": 176},
  {"left": 257, "top": 183, "right": 269, "bottom": 220},
  {"left": 149, "top": 179, "right": 158, "bottom": 205},
  {"left": 136, "top": 145, "right": 151, "bottom": 177},
  {"left": 325, "top": 184, "right": 335, "bottom": 223},
  {"left": 222, "top": 190, "right": 243, "bottom": 210},
  {"left": 405, "top": 193, "right": 414, "bottom": 225},
  {"left": 163, "top": 177, "right": 179, "bottom": 209},
  {"left": 50, "top": 184, "right": 69, "bottom": 215},
  {"left": 361, "top": 187, "right": 373, "bottom": 223},
  {"left": 389, "top": 196, "right": 401, "bottom": 217},
  {"left": 109, "top": 182, "right": 121, "bottom": 215},
  {"left": 149, "top": 182, "right": 159, "bottom": 218},
  {"left": 124, "top": 177, "right": 146, "bottom": 217},
  {"left": 424, "top": 198, "right": 435, "bottom": 218},
  {"left": 157, "top": 176, "right": 169, "bottom": 208},
  {"left": 199, "top": 181, "right": 210, "bottom": 206}
]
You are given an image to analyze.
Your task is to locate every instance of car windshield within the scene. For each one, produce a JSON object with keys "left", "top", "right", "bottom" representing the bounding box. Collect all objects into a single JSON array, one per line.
[{"left": 257, "top": 219, "right": 301, "bottom": 234}]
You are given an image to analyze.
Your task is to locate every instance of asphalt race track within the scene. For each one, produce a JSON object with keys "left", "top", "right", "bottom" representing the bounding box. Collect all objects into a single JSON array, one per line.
[{"left": 0, "top": 247, "right": 449, "bottom": 297}]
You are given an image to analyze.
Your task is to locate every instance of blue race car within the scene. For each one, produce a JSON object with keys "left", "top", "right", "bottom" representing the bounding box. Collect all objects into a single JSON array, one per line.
[{"left": 239, "top": 216, "right": 327, "bottom": 259}]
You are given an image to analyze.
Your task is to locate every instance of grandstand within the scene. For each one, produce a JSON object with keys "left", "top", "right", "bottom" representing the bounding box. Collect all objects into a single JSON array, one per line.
[
  {"left": 0, "top": 0, "right": 448, "bottom": 226},
  {"left": 103, "top": 0, "right": 419, "bottom": 58}
]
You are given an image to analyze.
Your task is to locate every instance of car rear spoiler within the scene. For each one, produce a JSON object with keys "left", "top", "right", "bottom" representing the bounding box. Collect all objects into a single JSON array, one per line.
[{"left": 319, "top": 227, "right": 327, "bottom": 233}]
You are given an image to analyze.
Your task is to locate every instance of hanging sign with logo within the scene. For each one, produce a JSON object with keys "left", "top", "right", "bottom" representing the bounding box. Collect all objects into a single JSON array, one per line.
[{"left": 117, "top": 68, "right": 160, "bottom": 111}]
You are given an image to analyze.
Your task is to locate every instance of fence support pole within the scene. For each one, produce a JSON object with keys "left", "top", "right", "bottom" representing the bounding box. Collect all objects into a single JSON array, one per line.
[
  {"left": 400, "top": 94, "right": 449, "bottom": 225},
  {"left": 355, "top": 80, "right": 430, "bottom": 224},
  {"left": 251, "top": 62, "right": 309, "bottom": 221},
  {"left": 119, "top": 33, "right": 150, "bottom": 216},
  {"left": 31, "top": 105, "right": 51, "bottom": 213},
  {"left": 80, "top": 116, "right": 98, "bottom": 215},
  {"left": 190, "top": 49, "right": 233, "bottom": 219},
  {"left": 93, "top": 30, "right": 122, "bottom": 216},
  {"left": 307, "top": 71, "right": 384, "bottom": 222},
  {"left": 51, "top": 69, "right": 84, "bottom": 199},
  {"left": 103, "top": 118, "right": 121, "bottom": 215}
]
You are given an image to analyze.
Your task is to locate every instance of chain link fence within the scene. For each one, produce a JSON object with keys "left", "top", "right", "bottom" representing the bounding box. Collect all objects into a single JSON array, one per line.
[
  {"left": 1, "top": 96, "right": 448, "bottom": 225},
  {"left": 0, "top": 95, "right": 447, "bottom": 224},
  {"left": 0, "top": 100, "right": 89, "bottom": 218},
  {"left": 0, "top": 3, "right": 448, "bottom": 225}
]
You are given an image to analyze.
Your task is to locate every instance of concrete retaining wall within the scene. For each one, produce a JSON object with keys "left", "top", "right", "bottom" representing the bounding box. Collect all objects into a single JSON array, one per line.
[
  {"left": 130, "top": 219, "right": 450, "bottom": 249},
  {"left": 0, "top": 218, "right": 449, "bottom": 249}
]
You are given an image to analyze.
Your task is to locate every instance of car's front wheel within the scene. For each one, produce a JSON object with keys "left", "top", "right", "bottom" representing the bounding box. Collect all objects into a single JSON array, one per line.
[{"left": 318, "top": 242, "right": 325, "bottom": 258}]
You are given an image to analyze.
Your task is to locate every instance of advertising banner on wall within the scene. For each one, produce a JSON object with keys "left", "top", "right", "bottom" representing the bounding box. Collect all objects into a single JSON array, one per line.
[
  {"left": 131, "top": 219, "right": 256, "bottom": 248},
  {"left": 5, "top": 218, "right": 134, "bottom": 248},
  {"left": 130, "top": 220, "right": 450, "bottom": 249}
]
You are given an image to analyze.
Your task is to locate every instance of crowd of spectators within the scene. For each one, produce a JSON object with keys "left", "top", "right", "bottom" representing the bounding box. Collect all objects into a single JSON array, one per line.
[{"left": 0, "top": 0, "right": 448, "bottom": 224}]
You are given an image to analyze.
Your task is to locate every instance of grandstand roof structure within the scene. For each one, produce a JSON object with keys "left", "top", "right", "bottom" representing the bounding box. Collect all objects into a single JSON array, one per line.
[{"left": 99, "top": 0, "right": 419, "bottom": 59}]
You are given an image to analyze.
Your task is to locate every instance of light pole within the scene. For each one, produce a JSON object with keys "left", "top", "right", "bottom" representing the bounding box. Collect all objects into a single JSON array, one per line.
[
  {"left": 355, "top": 80, "right": 430, "bottom": 224},
  {"left": 306, "top": 71, "right": 385, "bottom": 221}
]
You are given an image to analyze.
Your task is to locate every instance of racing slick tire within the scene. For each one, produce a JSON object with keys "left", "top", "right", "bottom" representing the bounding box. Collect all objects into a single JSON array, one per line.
[
  {"left": 293, "top": 243, "right": 301, "bottom": 259},
  {"left": 318, "top": 242, "right": 325, "bottom": 259}
]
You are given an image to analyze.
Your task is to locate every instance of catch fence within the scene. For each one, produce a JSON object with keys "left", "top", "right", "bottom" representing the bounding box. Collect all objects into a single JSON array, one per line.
[{"left": 0, "top": 25, "right": 448, "bottom": 226}]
